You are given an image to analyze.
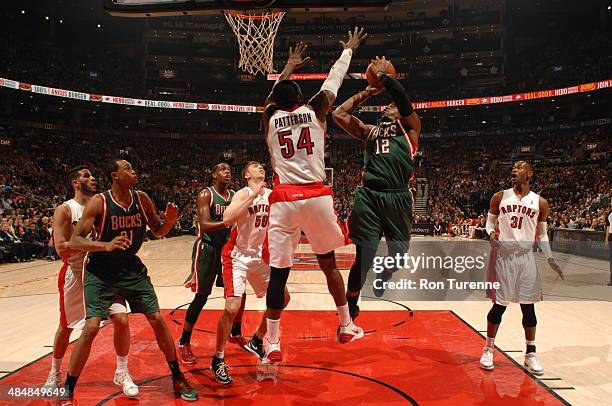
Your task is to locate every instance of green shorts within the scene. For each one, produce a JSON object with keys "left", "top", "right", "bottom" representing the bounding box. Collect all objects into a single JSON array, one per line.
[
  {"left": 348, "top": 186, "right": 413, "bottom": 249},
  {"left": 84, "top": 259, "right": 159, "bottom": 319},
  {"left": 183, "top": 239, "right": 222, "bottom": 295}
]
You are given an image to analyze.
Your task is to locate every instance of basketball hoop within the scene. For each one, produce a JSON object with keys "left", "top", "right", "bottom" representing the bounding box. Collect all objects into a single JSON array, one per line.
[{"left": 224, "top": 10, "right": 285, "bottom": 75}]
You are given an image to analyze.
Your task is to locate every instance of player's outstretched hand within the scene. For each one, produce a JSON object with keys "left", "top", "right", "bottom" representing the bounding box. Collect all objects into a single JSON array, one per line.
[
  {"left": 287, "top": 42, "right": 311, "bottom": 69},
  {"left": 489, "top": 232, "right": 500, "bottom": 248},
  {"left": 164, "top": 203, "right": 179, "bottom": 223},
  {"left": 548, "top": 258, "right": 564, "bottom": 281},
  {"left": 365, "top": 85, "right": 384, "bottom": 96},
  {"left": 106, "top": 236, "right": 131, "bottom": 252},
  {"left": 340, "top": 27, "right": 367, "bottom": 52},
  {"left": 371, "top": 56, "right": 392, "bottom": 80}
]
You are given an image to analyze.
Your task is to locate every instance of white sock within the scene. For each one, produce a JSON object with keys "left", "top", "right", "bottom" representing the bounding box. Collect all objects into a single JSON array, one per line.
[
  {"left": 486, "top": 336, "right": 495, "bottom": 349},
  {"left": 266, "top": 318, "right": 281, "bottom": 344},
  {"left": 51, "top": 357, "right": 62, "bottom": 373},
  {"left": 116, "top": 355, "right": 128, "bottom": 372},
  {"left": 215, "top": 351, "right": 224, "bottom": 359},
  {"left": 337, "top": 304, "right": 351, "bottom": 327}
]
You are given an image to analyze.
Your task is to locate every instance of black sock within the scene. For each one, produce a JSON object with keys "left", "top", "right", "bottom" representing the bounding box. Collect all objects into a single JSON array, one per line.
[
  {"left": 65, "top": 374, "right": 79, "bottom": 395},
  {"left": 179, "top": 330, "right": 192, "bottom": 345},
  {"left": 252, "top": 333, "right": 263, "bottom": 345},
  {"left": 231, "top": 322, "right": 242, "bottom": 337},
  {"left": 347, "top": 295, "right": 358, "bottom": 308},
  {"left": 212, "top": 355, "right": 223, "bottom": 364},
  {"left": 526, "top": 344, "right": 536, "bottom": 354},
  {"left": 168, "top": 360, "right": 183, "bottom": 381}
]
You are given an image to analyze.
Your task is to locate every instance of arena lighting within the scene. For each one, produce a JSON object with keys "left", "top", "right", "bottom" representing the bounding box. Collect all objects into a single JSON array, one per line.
[
  {"left": 45, "top": 16, "right": 50, "bottom": 20},
  {"left": 97, "top": 23, "right": 102, "bottom": 28},
  {"left": 21, "top": 10, "right": 25, "bottom": 14}
]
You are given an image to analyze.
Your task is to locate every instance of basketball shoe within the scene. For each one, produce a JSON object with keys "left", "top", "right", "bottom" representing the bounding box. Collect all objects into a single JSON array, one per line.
[
  {"left": 480, "top": 347, "right": 494, "bottom": 370},
  {"left": 263, "top": 338, "right": 282, "bottom": 364},
  {"left": 524, "top": 352, "right": 544, "bottom": 375},
  {"left": 44, "top": 370, "right": 61, "bottom": 390},
  {"left": 177, "top": 341, "right": 197, "bottom": 364},
  {"left": 228, "top": 333, "right": 248, "bottom": 347},
  {"left": 173, "top": 377, "right": 198, "bottom": 401},
  {"left": 337, "top": 321, "right": 364, "bottom": 343},
  {"left": 211, "top": 357, "right": 232, "bottom": 385},
  {"left": 244, "top": 336, "right": 265, "bottom": 359},
  {"left": 113, "top": 370, "right": 139, "bottom": 397}
]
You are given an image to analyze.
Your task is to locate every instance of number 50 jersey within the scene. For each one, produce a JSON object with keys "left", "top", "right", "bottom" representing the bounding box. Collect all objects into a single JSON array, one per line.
[{"left": 267, "top": 105, "right": 325, "bottom": 185}]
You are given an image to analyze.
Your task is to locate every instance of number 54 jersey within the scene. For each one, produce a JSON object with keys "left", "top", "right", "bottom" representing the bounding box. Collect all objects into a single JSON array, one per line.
[
  {"left": 497, "top": 188, "right": 540, "bottom": 252},
  {"left": 267, "top": 105, "right": 325, "bottom": 184}
]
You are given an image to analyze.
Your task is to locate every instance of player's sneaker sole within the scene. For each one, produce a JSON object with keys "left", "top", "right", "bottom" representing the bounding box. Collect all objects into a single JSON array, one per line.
[{"left": 479, "top": 363, "right": 494, "bottom": 371}]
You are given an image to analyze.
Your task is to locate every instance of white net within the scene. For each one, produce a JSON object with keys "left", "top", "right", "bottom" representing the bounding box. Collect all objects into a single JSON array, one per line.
[{"left": 224, "top": 11, "right": 285, "bottom": 75}]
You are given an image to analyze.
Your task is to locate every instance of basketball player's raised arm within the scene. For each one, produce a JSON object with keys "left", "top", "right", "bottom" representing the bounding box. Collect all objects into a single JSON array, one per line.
[
  {"left": 486, "top": 191, "right": 503, "bottom": 246},
  {"left": 197, "top": 188, "right": 227, "bottom": 233},
  {"left": 309, "top": 27, "right": 368, "bottom": 122},
  {"left": 537, "top": 197, "right": 564, "bottom": 280},
  {"left": 52, "top": 203, "right": 73, "bottom": 257},
  {"left": 372, "top": 57, "right": 421, "bottom": 146},
  {"left": 136, "top": 191, "right": 177, "bottom": 238},
  {"left": 222, "top": 184, "right": 265, "bottom": 227},
  {"left": 70, "top": 195, "right": 131, "bottom": 252},
  {"left": 262, "top": 43, "right": 311, "bottom": 119},
  {"left": 332, "top": 87, "right": 380, "bottom": 141}
]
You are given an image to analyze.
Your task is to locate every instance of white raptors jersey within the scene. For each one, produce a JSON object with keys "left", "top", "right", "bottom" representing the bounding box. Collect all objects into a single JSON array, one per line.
[
  {"left": 497, "top": 188, "right": 540, "bottom": 252},
  {"left": 267, "top": 105, "right": 326, "bottom": 184},
  {"left": 63, "top": 198, "right": 87, "bottom": 271},
  {"left": 230, "top": 187, "right": 271, "bottom": 257}
]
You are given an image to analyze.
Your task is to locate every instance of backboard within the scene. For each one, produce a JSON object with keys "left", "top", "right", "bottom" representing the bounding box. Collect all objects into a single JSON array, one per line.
[{"left": 103, "top": 0, "right": 392, "bottom": 17}]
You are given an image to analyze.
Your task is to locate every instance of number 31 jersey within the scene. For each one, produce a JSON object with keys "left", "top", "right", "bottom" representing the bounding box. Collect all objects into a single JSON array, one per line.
[
  {"left": 267, "top": 105, "right": 325, "bottom": 185},
  {"left": 497, "top": 188, "right": 540, "bottom": 251}
]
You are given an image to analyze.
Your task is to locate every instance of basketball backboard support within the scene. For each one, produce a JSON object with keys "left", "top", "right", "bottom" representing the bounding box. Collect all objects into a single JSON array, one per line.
[{"left": 103, "top": 0, "right": 392, "bottom": 17}]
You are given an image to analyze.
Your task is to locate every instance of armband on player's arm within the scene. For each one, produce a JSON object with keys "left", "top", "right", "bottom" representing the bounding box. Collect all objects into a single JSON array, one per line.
[
  {"left": 379, "top": 74, "right": 414, "bottom": 117},
  {"left": 536, "top": 222, "right": 553, "bottom": 259},
  {"left": 485, "top": 213, "right": 498, "bottom": 236},
  {"left": 320, "top": 48, "right": 353, "bottom": 97}
]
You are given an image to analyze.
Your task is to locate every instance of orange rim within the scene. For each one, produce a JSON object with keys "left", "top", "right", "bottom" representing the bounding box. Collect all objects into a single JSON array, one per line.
[{"left": 224, "top": 11, "right": 284, "bottom": 20}]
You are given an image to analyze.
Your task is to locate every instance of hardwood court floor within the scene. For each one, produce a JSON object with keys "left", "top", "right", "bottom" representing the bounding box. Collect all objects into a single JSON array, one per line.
[{"left": 0, "top": 236, "right": 610, "bottom": 405}]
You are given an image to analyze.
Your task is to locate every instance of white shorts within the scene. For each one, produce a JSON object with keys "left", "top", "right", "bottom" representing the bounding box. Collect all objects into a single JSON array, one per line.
[
  {"left": 487, "top": 250, "right": 542, "bottom": 305},
  {"left": 267, "top": 195, "right": 346, "bottom": 268},
  {"left": 59, "top": 263, "right": 128, "bottom": 329},
  {"left": 222, "top": 250, "right": 270, "bottom": 298}
]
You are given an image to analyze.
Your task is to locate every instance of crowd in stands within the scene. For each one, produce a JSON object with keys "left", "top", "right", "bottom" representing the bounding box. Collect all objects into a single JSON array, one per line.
[{"left": 0, "top": 122, "right": 608, "bottom": 262}]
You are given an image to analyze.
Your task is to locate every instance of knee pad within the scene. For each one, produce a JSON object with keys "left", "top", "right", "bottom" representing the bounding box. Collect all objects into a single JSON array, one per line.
[
  {"left": 487, "top": 303, "right": 507, "bottom": 325},
  {"left": 266, "top": 267, "right": 290, "bottom": 309},
  {"left": 185, "top": 293, "right": 208, "bottom": 324},
  {"left": 520, "top": 304, "right": 537, "bottom": 327}
]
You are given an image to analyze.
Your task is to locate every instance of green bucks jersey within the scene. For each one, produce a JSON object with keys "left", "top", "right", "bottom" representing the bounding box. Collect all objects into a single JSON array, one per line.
[
  {"left": 89, "top": 189, "right": 147, "bottom": 267},
  {"left": 362, "top": 119, "right": 416, "bottom": 190},
  {"left": 198, "top": 186, "right": 234, "bottom": 246}
]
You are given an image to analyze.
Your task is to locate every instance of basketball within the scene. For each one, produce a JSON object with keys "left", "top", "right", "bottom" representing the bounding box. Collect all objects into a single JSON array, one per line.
[{"left": 366, "top": 59, "right": 396, "bottom": 88}]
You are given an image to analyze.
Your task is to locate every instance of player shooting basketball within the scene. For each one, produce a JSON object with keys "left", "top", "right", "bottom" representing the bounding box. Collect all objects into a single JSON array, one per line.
[{"left": 332, "top": 56, "right": 421, "bottom": 320}]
